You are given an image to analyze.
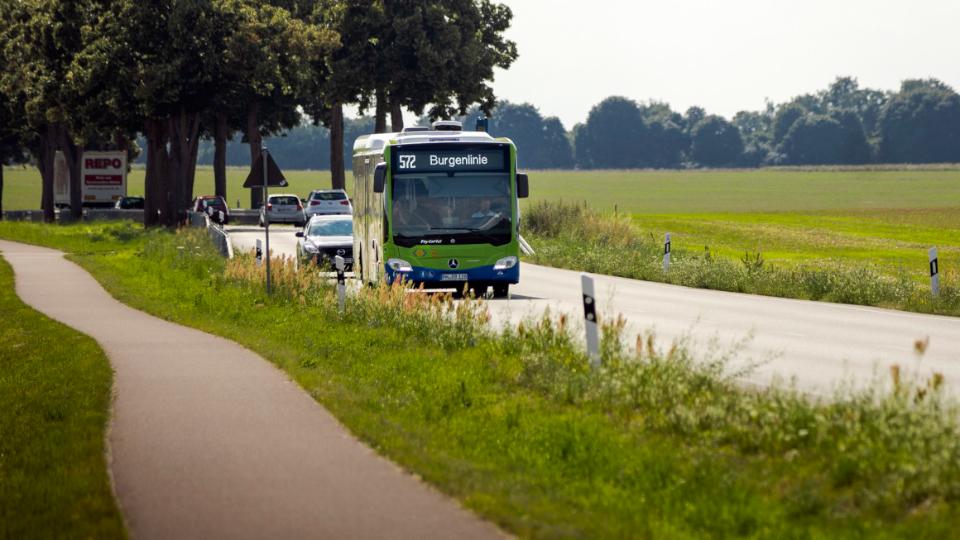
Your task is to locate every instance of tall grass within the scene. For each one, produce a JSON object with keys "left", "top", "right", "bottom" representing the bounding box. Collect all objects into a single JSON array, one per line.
[
  {"left": 217, "top": 231, "right": 960, "bottom": 533},
  {"left": 525, "top": 200, "right": 960, "bottom": 316}
]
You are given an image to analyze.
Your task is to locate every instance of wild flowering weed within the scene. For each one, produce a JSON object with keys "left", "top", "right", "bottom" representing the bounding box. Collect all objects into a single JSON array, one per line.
[
  {"left": 497, "top": 308, "right": 960, "bottom": 517},
  {"left": 224, "top": 252, "right": 491, "bottom": 350}
]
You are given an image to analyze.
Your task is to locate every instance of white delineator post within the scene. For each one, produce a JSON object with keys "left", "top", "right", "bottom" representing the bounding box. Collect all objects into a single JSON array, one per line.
[
  {"left": 335, "top": 255, "right": 347, "bottom": 313},
  {"left": 581, "top": 273, "right": 600, "bottom": 368},
  {"left": 255, "top": 239, "right": 263, "bottom": 266},
  {"left": 263, "top": 146, "right": 272, "bottom": 295},
  {"left": 930, "top": 247, "right": 940, "bottom": 297},
  {"left": 663, "top": 232, "right": 671, "bottom": 272}
]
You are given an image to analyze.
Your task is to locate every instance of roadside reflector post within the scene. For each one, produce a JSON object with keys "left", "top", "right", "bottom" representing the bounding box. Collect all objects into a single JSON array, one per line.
[
  {"left": 930, "top": 247, "right": 940, "bottom": 297},
  {"left": 663, "top": 232, "right": 671, "bottom": 272},
  {"left": 581, "top": 273, "right": 600, "bottom": 368},
  {"left": 255, "top": 239, "right": 263, "bottom": 266},
  {"left": 335, "top": 255, "right": 347, "bottom": 313}
]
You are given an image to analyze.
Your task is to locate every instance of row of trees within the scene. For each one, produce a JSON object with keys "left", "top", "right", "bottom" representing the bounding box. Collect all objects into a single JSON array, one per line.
[
  {"left": 181, "top": 101, "right": 574, "bottom": 170},
  {"left": 0, "top": 0, "right": 516, "bottom": 223},
  {"left": 174, "top": 76, "right": 960, "bottom": 172},
  {"left": 576, "top": 77, "right": 960, "bottom": 169}
]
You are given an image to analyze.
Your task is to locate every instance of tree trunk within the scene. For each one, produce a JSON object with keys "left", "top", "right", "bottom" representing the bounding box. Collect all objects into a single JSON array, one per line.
[
  {"left": 40, "top": 124, "right": 56, "bottom": 223},
  {"left": 247, "top": 103, "right": 263, "bottom": 208},
  {"left": 167, "top": 108, "right": 201, "bottom": 226},
  {"left": 0, "top": 164, "right": 4, "bottom": 220},
  {"left": 330, "top": 102, "right": 345, "bottom": 190},
  {"left": 374, "top": 88, "right": 387, "bottom": 133},
  {"left": 69, "top": 143, "right": 83, "bottom": 219},
  {"left": 184, "top": 112, "right": 201, "bottom": 208},
  {"left": 214, "top": 112, "right": 228, "bottom": 199},
  {"left": 57, "top": 125, "right": 83, "bottom": 219},
  {"left": 144, "top": 118, "right": 169, "bottom": 227},
  {"left": 390, "top": 97, "right": 404, "bottom": 132}
]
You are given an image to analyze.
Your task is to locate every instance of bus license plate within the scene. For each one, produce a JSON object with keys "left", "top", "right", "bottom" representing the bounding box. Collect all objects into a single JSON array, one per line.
[{"left": 441, "top": 273, "right": 468, "bottom": 281}]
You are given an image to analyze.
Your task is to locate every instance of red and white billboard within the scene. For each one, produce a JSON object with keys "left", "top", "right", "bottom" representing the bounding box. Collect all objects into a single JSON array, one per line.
[{"left": 82, "top": 151, "right": 127, "bottom": 203}]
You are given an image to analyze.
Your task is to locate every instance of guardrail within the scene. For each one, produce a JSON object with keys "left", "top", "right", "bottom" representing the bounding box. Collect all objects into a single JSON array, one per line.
[
  {"left": 187, "top": 211, "right": 233, "bottom": 259},
  {"left": 1, "top": 210, "right": 45, "bottom": 222},
  {"left": 519, "top": 235, "right": 535, "bottom": 256}
]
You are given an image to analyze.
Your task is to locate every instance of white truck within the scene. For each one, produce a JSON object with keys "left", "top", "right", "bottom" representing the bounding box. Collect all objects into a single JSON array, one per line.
[{"left": 54, "top": 150, "right": 128, "bottom": 208}]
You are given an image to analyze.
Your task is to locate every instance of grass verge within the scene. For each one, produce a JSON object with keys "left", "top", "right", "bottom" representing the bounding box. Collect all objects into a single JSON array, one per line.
[
  {"left": 0, "top": 251, "right": 125, "bottom": 538},
  {"left": 525, "top": 200, "right": 960, "bottom": 317},
  {"left": 1, "top": 221, "right": 959, "bottom": 538}
]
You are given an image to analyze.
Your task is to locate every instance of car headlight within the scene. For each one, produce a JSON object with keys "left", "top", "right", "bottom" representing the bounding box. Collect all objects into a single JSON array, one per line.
[
  {"left": 493, "top": 256, "right": 518, "bottom": 270},
  {"left": 387, "top": 258, "right": 413, "bottom": 272},
  {"left": 302, "top": 240, "right": 319, "bottom": 253}
]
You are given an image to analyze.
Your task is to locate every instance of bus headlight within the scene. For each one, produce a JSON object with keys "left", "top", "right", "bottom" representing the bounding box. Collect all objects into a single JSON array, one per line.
[
  {"left": 493, "top": 256, "right": 518, "bottom": 270},
  {"left": 387, "top": 258, "right": 413, "bottom": 272}
]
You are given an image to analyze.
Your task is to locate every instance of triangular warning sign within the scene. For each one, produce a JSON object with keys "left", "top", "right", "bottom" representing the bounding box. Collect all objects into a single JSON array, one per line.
[{"left": 243, "top": 152, "right": 288, "bottom": 188}]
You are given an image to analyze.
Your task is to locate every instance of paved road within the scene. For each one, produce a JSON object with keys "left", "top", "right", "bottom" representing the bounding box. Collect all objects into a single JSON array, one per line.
[
  {"left": 0, "top": 240, "right": 504, "bottom": 540},
  {"left": 227, "top": 224, "right": 301, "bottom": 260},
  {"left": 225, "top": 230, "right": 960, "bottom": 395},
  {"left": 495, "top": 264, "right": 960, "bottom": 398}
]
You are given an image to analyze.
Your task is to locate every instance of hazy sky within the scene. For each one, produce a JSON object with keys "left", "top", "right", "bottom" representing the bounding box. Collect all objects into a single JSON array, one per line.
[{"left": 491, "top": 0, "right": 960, "bottom": 128}]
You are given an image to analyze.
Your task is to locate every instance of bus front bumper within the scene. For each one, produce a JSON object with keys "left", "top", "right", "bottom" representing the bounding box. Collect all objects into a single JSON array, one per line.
[{"left": 386, "top": 263, "right": 519, "bottom": 288}]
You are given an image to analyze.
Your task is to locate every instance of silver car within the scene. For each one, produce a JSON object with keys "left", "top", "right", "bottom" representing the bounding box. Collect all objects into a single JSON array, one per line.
[
  {"left": 296, "top": 214, "right": 353, "bottom": 269},
  {"left": 259, "top": 194, "right": 306, "bottom": 227},
  {"left": 305, "top": 189, "right": 353, "bottom": 218}
]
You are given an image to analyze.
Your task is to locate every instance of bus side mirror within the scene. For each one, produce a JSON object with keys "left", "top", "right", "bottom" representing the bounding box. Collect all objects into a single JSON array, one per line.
[
  {"left": 373, "top": 164, "right": 387, "bottom": 193},
  {"left": 516, "top": 173, "right": 529, "bottom": 198}
]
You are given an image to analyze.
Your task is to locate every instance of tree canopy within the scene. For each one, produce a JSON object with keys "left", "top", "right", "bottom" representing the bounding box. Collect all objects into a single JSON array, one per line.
[
  {"left": 0, "top": 0, "right": 516, "bottom": 221},
  {"left": 878, "top": 79, "right": 960, "bottom": 163}
]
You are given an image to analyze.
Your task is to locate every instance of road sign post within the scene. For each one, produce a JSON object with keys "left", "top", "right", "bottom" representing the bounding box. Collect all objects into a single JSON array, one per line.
[
  {"left": 663, "top": 232, "right": 671, "bottom": 272},
  {"left": 581, "top": 273, "right": 600, "bottom": 368},
  {"left": 263, "top": 147, "right": 271, "bottom": 294},
  {"left": 243, "top": 147, "right": 288, "bottom": 295},
  {"left": 930, "top": 247, "right": 940, "bottom": 297}
]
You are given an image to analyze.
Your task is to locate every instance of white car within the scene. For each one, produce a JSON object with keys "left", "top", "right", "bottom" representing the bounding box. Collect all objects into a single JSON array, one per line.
[
  {"left": 260, "top": 194, "right": 306, "bottom": 227},
  {"left": 296, "top": 214, "right": 353, "bottom": 269},
  {"left": 305, "top": 189, "right": 352, "bottom": 218}
]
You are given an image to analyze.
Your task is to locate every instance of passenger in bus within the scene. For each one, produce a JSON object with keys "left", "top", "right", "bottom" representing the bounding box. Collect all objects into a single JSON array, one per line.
[
  {"left": 471, "top": 199, "right": 498, "bottom": 219},
  {"left": 393, "top": 199, "right": 431, "bottom": 229}
]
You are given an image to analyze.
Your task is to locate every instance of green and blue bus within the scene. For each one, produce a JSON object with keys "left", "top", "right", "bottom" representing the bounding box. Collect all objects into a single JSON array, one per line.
[{"left": 352, "top": 121, "right": 529, "bottom": 298}]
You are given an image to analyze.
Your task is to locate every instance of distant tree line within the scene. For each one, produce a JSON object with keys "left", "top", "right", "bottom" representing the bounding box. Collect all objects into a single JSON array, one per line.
[
  {"left": 504, "top": 76, "right": 960, "bottom": 169},
  {"left": 171, "top": 76, "right": 960, "bottom": 172}
]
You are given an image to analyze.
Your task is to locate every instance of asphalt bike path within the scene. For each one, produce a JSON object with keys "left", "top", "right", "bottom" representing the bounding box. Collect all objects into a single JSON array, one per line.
[{"left": 0, "top": 240, "right": 503, "bottom": 540}]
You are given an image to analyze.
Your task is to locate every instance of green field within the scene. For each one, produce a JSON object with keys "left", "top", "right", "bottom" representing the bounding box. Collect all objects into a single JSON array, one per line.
[
  {"left": 1, "top": 166, "right": 351, "bottom": 211},
  {"left": 5, "top": 166, "right": 959, "bottom": 287},
  {"left": 6, "top": 166, "right": 960, "bottom": 213}
]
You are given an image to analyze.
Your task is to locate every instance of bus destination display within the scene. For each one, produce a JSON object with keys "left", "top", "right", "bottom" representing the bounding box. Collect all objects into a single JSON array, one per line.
[{"left": 394, "top": 148, "right": 506, "bottom": 173}]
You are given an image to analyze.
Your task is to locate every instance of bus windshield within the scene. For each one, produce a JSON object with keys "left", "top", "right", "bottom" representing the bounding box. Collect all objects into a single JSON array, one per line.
[{"left": 392, "top": 172, "right": 511, "bottom": 246}]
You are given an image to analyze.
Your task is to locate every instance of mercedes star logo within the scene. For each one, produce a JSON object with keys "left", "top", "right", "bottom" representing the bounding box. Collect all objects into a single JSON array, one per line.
[
  {"left": 336, "top": 248, "right": 345, "bottom": 256},
  {"left": 448, "top": 258, "right": 459, "bottom": 269}
]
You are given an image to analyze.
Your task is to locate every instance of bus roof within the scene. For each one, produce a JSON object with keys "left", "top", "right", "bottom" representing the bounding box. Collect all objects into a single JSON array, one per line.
[{"left": 353, "top": 130, "right": 511, "bottom": 155}]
